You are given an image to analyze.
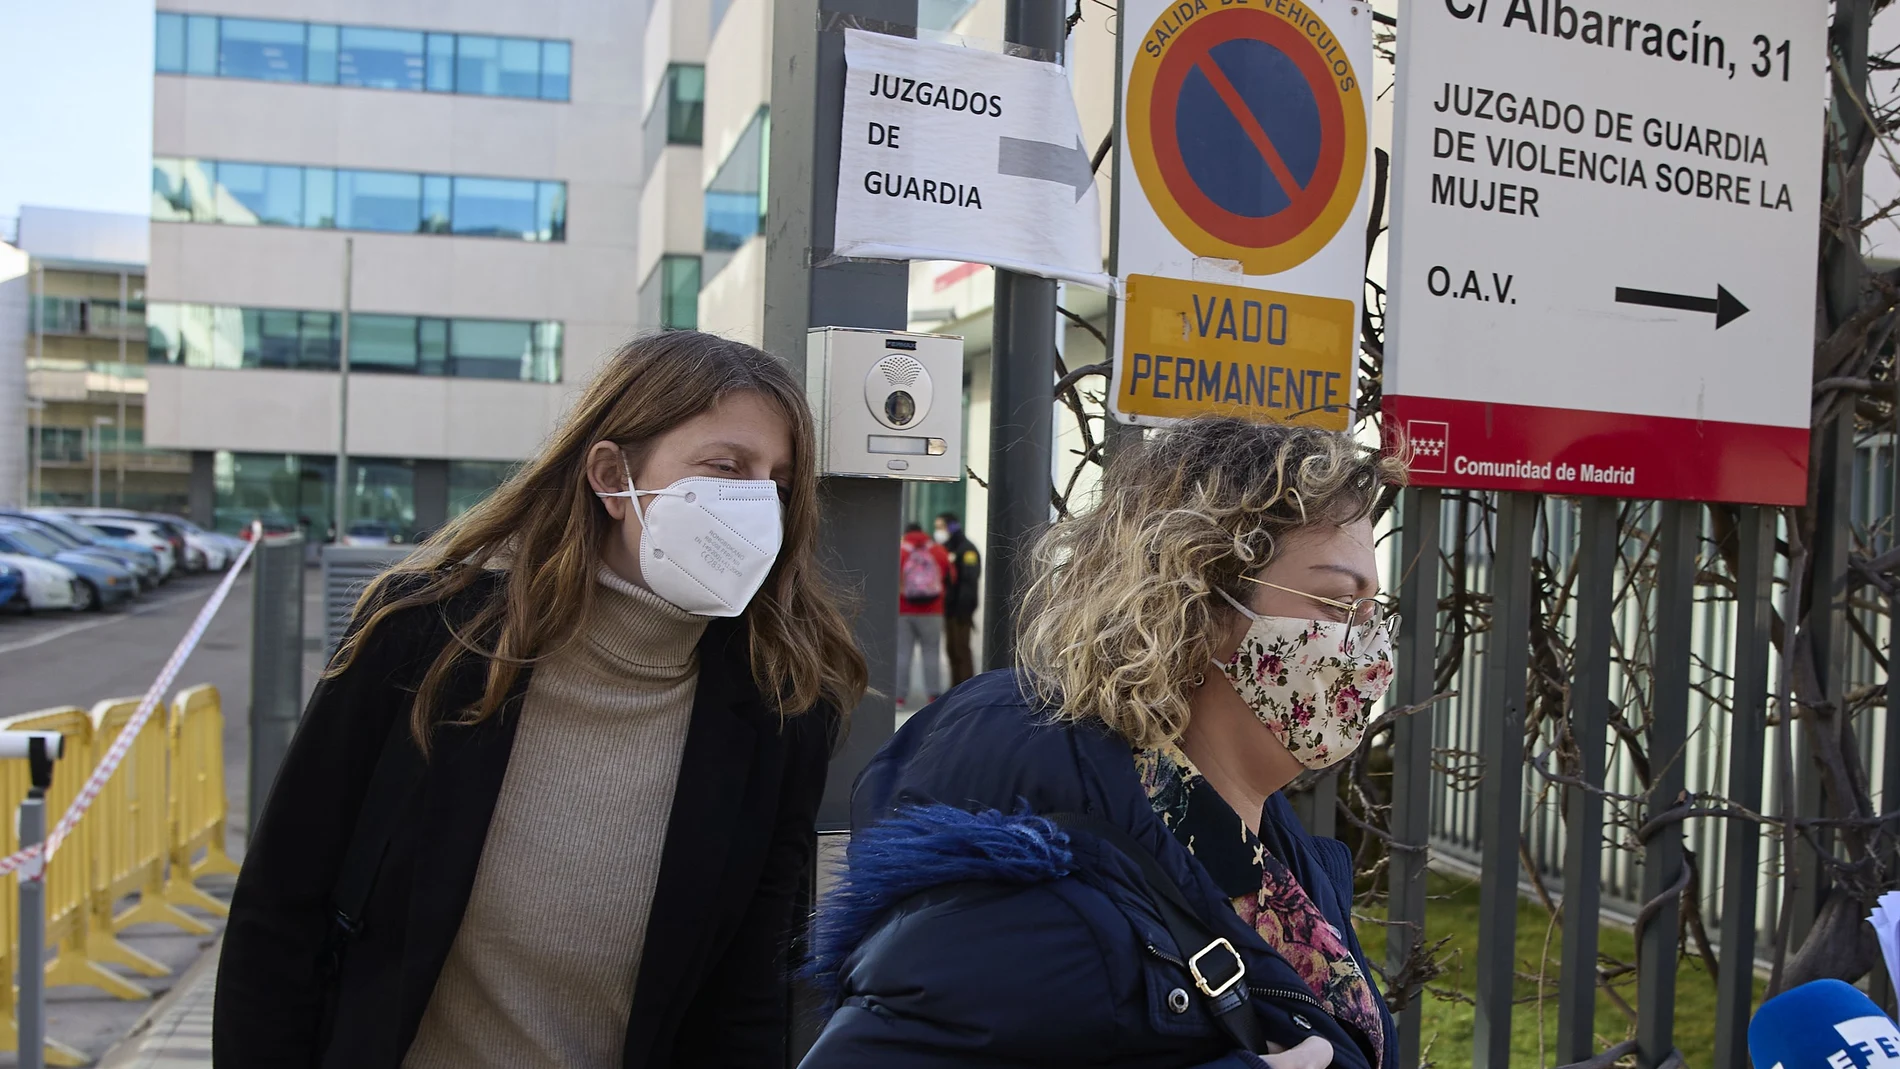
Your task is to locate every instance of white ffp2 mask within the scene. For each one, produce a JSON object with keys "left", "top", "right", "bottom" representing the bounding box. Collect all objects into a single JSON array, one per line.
[{"left": 596, "top": 459, "right": 783, "bottom": 618}]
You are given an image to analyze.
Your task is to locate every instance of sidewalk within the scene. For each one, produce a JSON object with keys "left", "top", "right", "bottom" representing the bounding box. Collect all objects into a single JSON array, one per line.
[{"left": 93, "top": 934, "right": 220, "bottom": 1069}]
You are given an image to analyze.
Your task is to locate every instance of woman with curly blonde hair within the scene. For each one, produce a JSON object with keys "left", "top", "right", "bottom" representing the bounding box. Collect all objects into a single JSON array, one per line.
[{"left": 802, "top": 418, "right": 1404, "bottom": 1069}]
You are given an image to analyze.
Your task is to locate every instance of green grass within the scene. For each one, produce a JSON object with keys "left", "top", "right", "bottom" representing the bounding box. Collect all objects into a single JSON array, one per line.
[{"left": 1353, "top": 872, "right": 1767, "bottom": 1068}]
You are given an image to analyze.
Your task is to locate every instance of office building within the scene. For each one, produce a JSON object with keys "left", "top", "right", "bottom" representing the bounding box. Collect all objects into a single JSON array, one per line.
[
  {"left": 146, "top": 1, "right": 645, "bottom": 538},
  {"left": 5, "top": 207, "right": 188, "bottom": 512}
]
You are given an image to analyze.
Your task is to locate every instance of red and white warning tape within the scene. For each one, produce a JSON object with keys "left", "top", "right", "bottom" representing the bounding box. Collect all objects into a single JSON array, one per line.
[{"left": 2, "top": 525, "right": 263, "bottom": 881}]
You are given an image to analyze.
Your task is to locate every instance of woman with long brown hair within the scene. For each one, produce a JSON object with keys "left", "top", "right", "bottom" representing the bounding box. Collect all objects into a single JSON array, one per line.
[{"left": 214, "top": 331, "right": 867, "bottom": 1069}]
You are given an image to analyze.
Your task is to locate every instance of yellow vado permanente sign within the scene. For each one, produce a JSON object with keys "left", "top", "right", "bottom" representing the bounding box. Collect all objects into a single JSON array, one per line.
[
  {"left": 1110, "top": 0, "right": 1373, "bottom": 427},
  {"left": 1118, "top": 274, "right": 1354, "bottom": 429}
]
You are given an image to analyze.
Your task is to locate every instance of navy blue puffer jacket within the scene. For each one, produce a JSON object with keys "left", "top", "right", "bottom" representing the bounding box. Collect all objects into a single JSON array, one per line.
[{"left": 800, "top": 670, "right": 1394, "bottom": 1069}]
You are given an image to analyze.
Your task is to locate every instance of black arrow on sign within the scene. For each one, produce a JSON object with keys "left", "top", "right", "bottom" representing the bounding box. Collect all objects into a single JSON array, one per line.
[
  {"left": 1613, "top": 284, "right": 1750, "bottom": 329},
  {"left": 997, "top": 135, "right": 1095, "bottom": 202}
]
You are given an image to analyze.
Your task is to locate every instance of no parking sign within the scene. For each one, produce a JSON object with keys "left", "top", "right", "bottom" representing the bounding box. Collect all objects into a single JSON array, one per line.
[{"left": 1110, "top": 0, "right": 1373, "bottom": 428}]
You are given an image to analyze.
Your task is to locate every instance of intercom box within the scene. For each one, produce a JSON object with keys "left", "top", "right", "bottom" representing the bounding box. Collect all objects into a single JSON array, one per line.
[{"left": 806, "top": 327, "right": 963, "bottom": 481}]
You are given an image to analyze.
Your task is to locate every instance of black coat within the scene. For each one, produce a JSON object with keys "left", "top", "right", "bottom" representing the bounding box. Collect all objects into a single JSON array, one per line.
[
  {"left": 214, "top": 574, "right": 837, "bottom": 1069},
  {"left": 800, "top": 669, "right": 1395, "bottom": 1069},
  {"left": 939, "top": 533, "right": 981, "bottom": 620}
]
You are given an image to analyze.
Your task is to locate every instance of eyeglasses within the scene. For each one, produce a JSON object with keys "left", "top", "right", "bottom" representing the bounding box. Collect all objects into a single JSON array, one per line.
[{"left": 1240, "top": 575, "right": 1400, "bottom": 656}]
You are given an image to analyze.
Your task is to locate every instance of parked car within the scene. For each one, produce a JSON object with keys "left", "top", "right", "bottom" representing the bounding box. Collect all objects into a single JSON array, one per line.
[
  {"left": 0, "top": 523, "right": 137, "bottom": 611},
  {"left": 0, "top": 562, "right": 23, "bottom": 612},
  {"left": 339, "top": 522, "right": 400, "bottom": 547},
  {"left": 64, "top": 517, "right": 175, "bottom": 579},
  {"left": 0, "top": 524, "right": 132, "bottom": 611},
  {"left": 162, "top": 516, "right": 242, "bottom": 569},
  {"left": 139, "top": 515, "right": 204, "bottom": 570},
  {"left": 21, "top": 511, "right": 163, "bottom": 579},
  {"left": 64, "top": 508, "right": 191, "bottom": 572},
  {"left": 73, "top": 509, "right": 237, "bottom": 572},
  {"left": 0, "top": 511, "right": 159, "bottom": 592},
  {"left": 233, "top": 514, "right": 298, "bottom": 541},
  {"left": 0, "top": 552, "right": 78, "bottom": 612}
]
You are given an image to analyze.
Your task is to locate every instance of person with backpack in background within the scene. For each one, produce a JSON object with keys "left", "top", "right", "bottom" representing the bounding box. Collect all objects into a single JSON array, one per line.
[
  {"left": 933, "top": 512, "right": 981, "bottom": 687},
  {"left": 895, "top": 522, "right": 955, "bottom": 711}
]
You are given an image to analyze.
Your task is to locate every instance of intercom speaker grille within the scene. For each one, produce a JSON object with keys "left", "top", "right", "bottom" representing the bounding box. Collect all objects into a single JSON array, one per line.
[{"left": 873, "top": 355, "right": 924, "bottom": 387}]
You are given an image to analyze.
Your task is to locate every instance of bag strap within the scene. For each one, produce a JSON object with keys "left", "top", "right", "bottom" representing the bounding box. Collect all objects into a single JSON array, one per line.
[
  {"left": 321, "top": 713, "right": 426, "bottom": 977},
  {"left": 1046, "top": 812, "right": 1266, "bottom": 1055}
]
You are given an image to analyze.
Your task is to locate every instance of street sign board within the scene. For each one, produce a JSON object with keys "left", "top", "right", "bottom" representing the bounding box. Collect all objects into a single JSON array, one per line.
[
  {"left": 1110, "top": 0, "right": 1373, "bottom": 428},
  {"left": 833, "top": 29, "right": 1108, "bottom": 290},
  {"left": 1384, "top": 0, "right": 1827, "bottom": 505}
]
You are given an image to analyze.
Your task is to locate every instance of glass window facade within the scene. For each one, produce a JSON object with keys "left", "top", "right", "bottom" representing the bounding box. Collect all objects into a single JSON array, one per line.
[
  {"left": 338, "top": 27, "right": 425, "bottom": 90},
  {"left": 155, "top": 12, "right": 571, "bottom": 101},
  {"left": 449, "top": 461, "right": 517, "bottom": 520},
  {"left": 185, "top": 15, "right": 218, "bottom": 75},
  {"left": 36, "top": 428, "right": 86, "bottom": 463},
  {"left": 219, "top": 18, "right": 306, "bottom": 81},
  {"left": 661, "top": 256, "right": 700, "bottom": 329},
  {"left": 155, "top": 13, "right": 187, "bottom": 73},
  {"left": 211, "top": 452, "right": 416, "bottom": 542},
  {"left": 148, "top": 302, "right": 563, "bottom": 383},
  {"left": 704, "top": 108, "right": 770, "bottom": 281},
  {"left": 152, "top": 157, "right": 565, "bottom": 241},
  {"left": 308, "top": 24, "right": 339, "bottom": 83},
  {"left": 643, "top": 64, "right": 706, "bottom": 176}
]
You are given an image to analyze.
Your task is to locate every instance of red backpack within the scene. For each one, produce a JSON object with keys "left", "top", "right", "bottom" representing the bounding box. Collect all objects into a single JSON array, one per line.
[{"left": 901, "top": 544, "right": 945, "bottom": 604}]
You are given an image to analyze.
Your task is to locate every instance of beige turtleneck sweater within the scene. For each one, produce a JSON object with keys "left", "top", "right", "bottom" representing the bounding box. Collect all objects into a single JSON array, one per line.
[{"left": 403, "top": 568, "right": 708, "bottom": 1069}]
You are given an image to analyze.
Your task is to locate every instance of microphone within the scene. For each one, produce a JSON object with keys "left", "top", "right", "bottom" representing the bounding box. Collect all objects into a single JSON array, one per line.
[{"left": 1749, "top": 979, "right": 1900, "bottom": 1069}]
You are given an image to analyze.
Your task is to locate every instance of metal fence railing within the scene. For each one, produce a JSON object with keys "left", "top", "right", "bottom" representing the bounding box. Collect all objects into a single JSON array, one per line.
[
  {"left": 1377, "top": 438, "right": 1898, "bottom": 1069},
  {"left": 1405, "top": 444, "right": 1894, "bottom": 954}
]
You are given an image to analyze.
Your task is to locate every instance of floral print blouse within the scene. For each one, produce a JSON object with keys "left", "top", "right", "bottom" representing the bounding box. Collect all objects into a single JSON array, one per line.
[{"left": 1135, "top": 744, "right": 1385, "bottom": 1068}]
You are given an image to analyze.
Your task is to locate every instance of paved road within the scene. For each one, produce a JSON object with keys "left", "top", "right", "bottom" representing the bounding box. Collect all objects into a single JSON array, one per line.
[{"left": 0, "top": 564, "right": 327, "bottom": 1065}]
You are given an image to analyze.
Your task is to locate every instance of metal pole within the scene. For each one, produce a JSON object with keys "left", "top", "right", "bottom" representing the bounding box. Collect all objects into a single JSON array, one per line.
[
  {"left": 18, "top": 786, "right": 44, "bottom": 1069},
  {"left": 1472, "top": 491, "right": 1536, "bottom": 1069},
  {"left": 764, "top": 0, "right": 917, "bottom": 829},
  {"left": 764, "top": 1, "right": 918, "bottom": 1062},
  {"left": 1387, "top": 485, "right": 1441, "bottom": 1069},
  {"left": 32, "top": 265, "right": 43, "bottom": 505},
  {"left": 248, "top": 534, "right": 306, "bottom": 832},
  {"left": 18, "top": 734, "right": 58, "bottom": 1069},
  {"left": 1636, "top": 500, "right": 1696, "bottom": 1069},
  {"left": 91, "top": 422, "right": 102, "bottom": 508},
  {"left": 1556, "top": 495, "right": 1617, "bottom": 1064},
  {"left": 981, "top": 0, "right": 1065, "bottom": 672},
  {"left": 335, "top": 238, "right": 353, "bottom": 541},
  {"left": 26, "top": 401, "right": 39, "bottom": 507},
  {"left": 116, "top": 271, "right": 127, "bottom": 507},
  {"left": 1886, "top": 432, "right": 1900, "bottom": 1016},
  {"left": 1712, "top": 505, "right": 1776, "bottom": 1068}
]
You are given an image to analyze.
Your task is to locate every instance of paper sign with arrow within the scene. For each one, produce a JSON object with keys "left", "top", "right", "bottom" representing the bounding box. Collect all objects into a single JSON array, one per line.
[
  {"left": 997, "top": 136, "right": 1095, "bottom": 203},
  {"left": 831, "top": 29, "right": 1107, "bottom": 290}
]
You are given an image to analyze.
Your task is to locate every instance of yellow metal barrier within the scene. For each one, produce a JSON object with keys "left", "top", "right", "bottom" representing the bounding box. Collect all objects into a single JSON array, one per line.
[
  {"left": 2, "top": 706, "right": 159, "bottom": 1002},
  {"left": 0, "top": 709, "right": 114, "bottom": 1065},
  {"left": 165, "top": 684, "right": 239, "bottom": 920},
  {"left": 93, "top": 698, "right": 211, "bottom": 948},
  {"left": 0, "top": 685, "right": 239, "bottom": 1059}
]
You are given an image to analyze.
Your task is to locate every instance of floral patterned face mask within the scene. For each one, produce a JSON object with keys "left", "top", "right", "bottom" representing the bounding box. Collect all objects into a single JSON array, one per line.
[{"left": 1212, "top": 588, "right": 1397, "bottom": 770}]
